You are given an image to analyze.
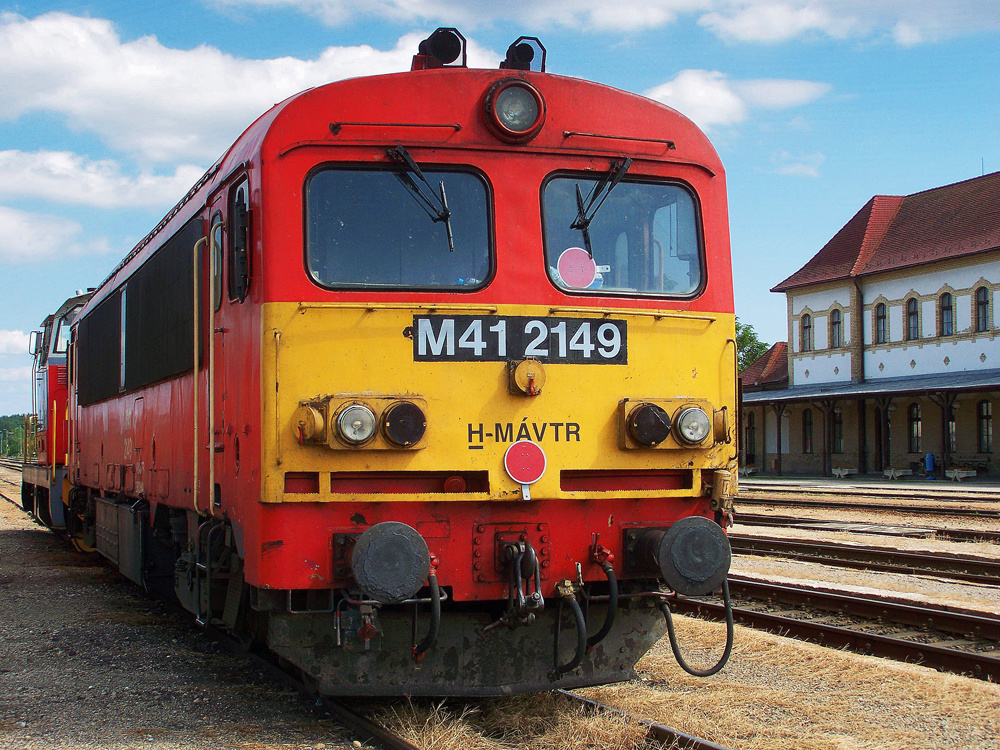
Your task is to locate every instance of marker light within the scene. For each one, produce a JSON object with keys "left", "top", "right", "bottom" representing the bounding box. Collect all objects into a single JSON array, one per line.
[
  {"left": 336, "top": 404, "right": 377, "bottom": 445},
  {"left": 381, "top": 401, "right": 427, "bottom": 448},
  {"left": 676, "top": 407, "right": 711, "bottom": 445},
  {"left": 484, "top": 79, "right": 545, "bottom": 142},
  {"left": 627, "top": 403, "right": 671, "bottom": 447}
]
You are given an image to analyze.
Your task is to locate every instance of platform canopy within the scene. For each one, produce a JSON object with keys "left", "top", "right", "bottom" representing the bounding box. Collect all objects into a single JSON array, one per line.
[{"left": 742, "top": 368, "right": 1000, "bottom": 405}]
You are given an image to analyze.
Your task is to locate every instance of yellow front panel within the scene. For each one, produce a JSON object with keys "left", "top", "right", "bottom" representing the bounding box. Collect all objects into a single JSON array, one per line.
[{"left": 261, "top": 302, "right": 737, "bottom": 503}]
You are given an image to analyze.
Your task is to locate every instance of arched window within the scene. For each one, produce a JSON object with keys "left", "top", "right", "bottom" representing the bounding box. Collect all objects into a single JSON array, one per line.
[
  {"left": 745, "top": 412, "right": 756, "bottom": 464},
  {"left": 939, "top": 292, "right": 953, "bottom": 336},
  {"left": 908, "top": 403, "right": 922, "bottom": 453},
  {"left": 829, "top": 309, "right": 842, "bottom": 348},
  {"left": 801, "top": 314, "right": 812, "bottom": 352},
  {"left": 875, "top": 302, "right": 887, "bottom": 344},
  {"left": 979, "top": 400, "right": 993, "bottom": 454},
  {"left": 906, "top": 298, "right": 920, "bottom": 341},
  {"left": 802, "top": 409, "right": 813, "bottom": 454},
  {"left": 976, "top": 287, "right": 990, "bottom": 333}
]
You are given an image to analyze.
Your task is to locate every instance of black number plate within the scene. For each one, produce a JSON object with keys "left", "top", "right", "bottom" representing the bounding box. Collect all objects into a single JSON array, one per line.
[{"left": 412, "top": 315, "right": 627, "bottom": 364}]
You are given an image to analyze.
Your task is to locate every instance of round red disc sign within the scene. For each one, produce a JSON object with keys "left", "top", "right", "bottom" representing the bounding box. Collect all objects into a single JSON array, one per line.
[
  {"left": 557, "top": 247, "right": 597, "bottom": 288},
  {"left": 504, "top": 440, "right": 547, "bottom": 485}
]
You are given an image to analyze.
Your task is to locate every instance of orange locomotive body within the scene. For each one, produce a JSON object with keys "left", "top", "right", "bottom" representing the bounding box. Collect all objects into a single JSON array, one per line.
[{"left": 32, "top": 31, "right": 738, "bottom": 695}]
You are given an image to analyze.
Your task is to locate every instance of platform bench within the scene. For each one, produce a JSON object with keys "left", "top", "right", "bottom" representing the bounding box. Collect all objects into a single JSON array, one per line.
[
  {"left": 952, "top": 456, "right": 989, "bottom": 471},
  {"left": 832, "top": 467, "right": 857, "bottom": 479},
  {"left": 739, "top": 466, "right": 757, "bottom": 477},
  {"left": 946, "top": 469, "right": 978, "bottom": 482},
  {"left": 883, "top": 468, "right": 914, "bottom": 480}
]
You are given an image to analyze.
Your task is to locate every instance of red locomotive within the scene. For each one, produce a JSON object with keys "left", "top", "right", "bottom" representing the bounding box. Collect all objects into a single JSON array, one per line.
[
  {"left": 22, "top": 291, "right": 92, "bottom": 532},
  {"left": 25, "top": 30, "right": 738, "bottom": 695}
]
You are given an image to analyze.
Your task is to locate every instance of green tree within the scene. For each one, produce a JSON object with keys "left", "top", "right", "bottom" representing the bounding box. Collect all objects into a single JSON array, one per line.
[
  {"left": 0, "top": 414, "right": 26, "bottom": 458},
  {"left": 735, "top": 318, "right": 769, "bottom": 372}
]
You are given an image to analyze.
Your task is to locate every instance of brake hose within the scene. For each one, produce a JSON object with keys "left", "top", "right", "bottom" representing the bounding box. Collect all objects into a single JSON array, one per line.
[{"left": 659, "top": 579, "right": 734, "bottom": 677}]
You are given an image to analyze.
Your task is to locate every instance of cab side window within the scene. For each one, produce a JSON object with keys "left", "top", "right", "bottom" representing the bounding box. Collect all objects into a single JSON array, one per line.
[{"left": 228, "top": 180, "right": 251, "bottom": 302}]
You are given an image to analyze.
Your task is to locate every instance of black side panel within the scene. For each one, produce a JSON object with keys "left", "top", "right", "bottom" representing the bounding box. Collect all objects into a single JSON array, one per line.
[
  {"left": 124, "top": 216, "right": 202, "bottom": 390},
  {"left": 78, "top": 289, "right": 122, "bottom": 406}
]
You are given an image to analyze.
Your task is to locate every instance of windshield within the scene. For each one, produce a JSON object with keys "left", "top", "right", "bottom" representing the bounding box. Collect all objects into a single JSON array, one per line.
[
  {"left": 306, "top": 167, "right": 491, "bottom": 290},
  {"left": 542, "top": 176, "right": 702, "bottom": 297},
  {"left": 53, "top": 305, "right": 83, "bottom": 354}
]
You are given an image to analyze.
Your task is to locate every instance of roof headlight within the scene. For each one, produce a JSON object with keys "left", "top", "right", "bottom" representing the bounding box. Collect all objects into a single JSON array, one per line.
[
  {"left": 336, "top": 404, "right": 377, "bottom": 446},
  {"left": 676, "top": 407, "right": 711, "bottom": 445},
  {"left": 484, "top": 79, "right": 545, "bottom": 142}
]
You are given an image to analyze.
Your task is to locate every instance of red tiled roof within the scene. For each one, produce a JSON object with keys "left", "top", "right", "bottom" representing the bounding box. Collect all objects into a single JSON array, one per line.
[
  {"left": 740, "top": 341, "right": 788, "bottom": 387},
  {"left": 771, "top": 171, "right": 1000, "bottom": 292}
]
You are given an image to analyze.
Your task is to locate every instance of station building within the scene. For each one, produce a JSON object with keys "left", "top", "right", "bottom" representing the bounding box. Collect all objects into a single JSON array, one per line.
[{"left": 741, "top": 171, "right": 1000, "bottom": 478}]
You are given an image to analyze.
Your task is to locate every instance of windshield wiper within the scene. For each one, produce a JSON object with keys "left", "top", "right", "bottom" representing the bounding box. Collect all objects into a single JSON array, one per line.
[
  {"left": 570, "top": 157, "right": 632, "bottom": 258},
  {"left": 388, "top": 145, "right": 456, "bottom": 252}
]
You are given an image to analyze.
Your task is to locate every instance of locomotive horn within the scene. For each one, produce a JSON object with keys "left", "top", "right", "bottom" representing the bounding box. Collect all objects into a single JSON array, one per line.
[
  {"left": 635, "top": 517, "right": 731, "bottom": 597},
  {"left": 418, "top": 28, "right": 465, "bottom": 66},
  {"left": 351, "top": 521, "right": 431, "bottom": 604}
]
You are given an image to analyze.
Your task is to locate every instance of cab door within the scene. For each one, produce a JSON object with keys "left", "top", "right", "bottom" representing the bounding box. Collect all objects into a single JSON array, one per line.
[{"left": 207, "top": 176, "right": 252, "bottom": 514}]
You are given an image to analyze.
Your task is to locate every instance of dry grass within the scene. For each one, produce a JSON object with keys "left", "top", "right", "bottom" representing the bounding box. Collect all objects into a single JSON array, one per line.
[
  {"left": 373, "top": 615, "right": 1000, "bottom": 749},
  {"left": 376, "top": 692, "right": 651, "bottom": 749},
  {"left": 580, "top": 616, "right": 1000, "bottom": 750}
]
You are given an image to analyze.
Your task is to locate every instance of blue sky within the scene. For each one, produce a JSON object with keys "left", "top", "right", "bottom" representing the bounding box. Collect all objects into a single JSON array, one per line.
[{"left": 2, "top": 1, "right": 999, "bottom": 414}]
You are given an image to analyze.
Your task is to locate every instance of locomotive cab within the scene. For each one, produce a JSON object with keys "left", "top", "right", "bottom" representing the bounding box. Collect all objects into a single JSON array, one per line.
[{"left": 22, "top": 290, "right": 92, "bottom": 525}]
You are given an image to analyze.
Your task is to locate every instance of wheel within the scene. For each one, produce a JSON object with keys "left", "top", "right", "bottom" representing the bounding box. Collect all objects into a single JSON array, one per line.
[
  {"left": 20, "top": 482, "right": 35, "bottom": 514},
  {"left": 70, "top": 536, "right": 97, "bottom": 553}
]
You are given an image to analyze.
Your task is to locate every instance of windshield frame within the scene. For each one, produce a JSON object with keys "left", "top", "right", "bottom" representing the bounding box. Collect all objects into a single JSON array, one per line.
[
  {"left": 540, "top": 170, "right": 706, "bottom": 300},
  {"left": 303, "top": 162, "right": 496, "bottom": 293}
]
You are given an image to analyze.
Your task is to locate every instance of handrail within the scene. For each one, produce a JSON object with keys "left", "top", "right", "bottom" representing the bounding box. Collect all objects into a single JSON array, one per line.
[
  {"left": 192, "top": 236, "right": 207, "bottom": 516},
  {"left": 208, "top": 220, "right": 224, "bottom": 518}
]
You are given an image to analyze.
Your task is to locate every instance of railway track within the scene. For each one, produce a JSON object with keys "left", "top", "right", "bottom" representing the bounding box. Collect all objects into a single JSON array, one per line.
[
  {"left": 729, "top": 533, "right": 1000, "bottom": 584},
  {"left": 742, "top": 480, "right": 1000, "bottom": 502},
  {"left": 736, "top": 512, "right": 1000, "bottom": 543},
  {"left": 224, "top": 629, "right": 734, "bottom": 749},
  {"left": 736, "top": 495, "right": 1000, "bottom": 520},
  {"left": 558, "top": 690, "right": 734, "bottom": 750},
  {"left": 674, "top": 576, "right": 1000, "bottom": 682}
]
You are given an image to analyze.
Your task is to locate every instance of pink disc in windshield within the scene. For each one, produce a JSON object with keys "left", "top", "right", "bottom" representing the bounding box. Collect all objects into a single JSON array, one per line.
[{"left": 557, "top": 247, "right": 597, "bottom": 288}]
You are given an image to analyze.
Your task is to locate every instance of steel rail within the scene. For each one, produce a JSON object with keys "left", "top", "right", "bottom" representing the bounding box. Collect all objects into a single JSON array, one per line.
[
  {"left": 729, "top": 533, "right": 1000, "bottom": 584},
  {"left": 736, "top": 496, "right": 1000, "bottom": 519},
  {"left": 726, "top": 576, "right": 1000, "bottom": 641},
  {"left": 672, "top": 585, "right": 1000, "bottom": 682},
  {"left": 558, "top": 690, "right": 735, "bottom": 750},
  {"left": 735, "top": 512, "right": 1000, "bottom": 544},
  {"left": 213, "top": 634, "right": 423, "bottom": 750},
  {"left": 741, "top": 482, "right": 1000, "bottom": 502}
]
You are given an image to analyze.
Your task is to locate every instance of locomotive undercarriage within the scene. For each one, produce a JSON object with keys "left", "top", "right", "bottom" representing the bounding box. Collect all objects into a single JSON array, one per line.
[
  {"left": 60, "top": 488, "right": 731, "bottom": 696},
  {"left": 264, "top": 591, "right": 669, "bottom": 696}
]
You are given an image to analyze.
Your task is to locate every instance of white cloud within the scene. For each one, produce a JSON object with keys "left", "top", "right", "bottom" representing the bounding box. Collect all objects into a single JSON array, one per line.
[
  {"left": 0, "top": 151, "right": 206, "bottom": 208},
  {"left": 208, "top": 0, "right": 1000, "bottom": 41},
  {"left": 699, "top": 1, "right": 1000, "bottom": 44},
  {"left": 0, "top": 331, "right": 30, "bottom": 355},
  {"left": 0, "top": 366, "right": 32, "bottom": 382},
  {"left": 211, "top": 0, "right": 712, "bottom": 31},
  {"left": 0, "top": 206, "right": 114, "bottom": 263},
  {"left": 699, "top": 2, "right": 854, "bottom": 42},
  {"left": 644, "top": 70, "right": 828, "bottom": 131},
  {"left": 0, "top": 13, "right": 497, "bottom": 163},
  {"left": 892, "top": 21, "right": 923, "bottom": 46},
  {"left": 646, "top": 70, "right": 748, "bottom": 130},
  {"left": 773, "top": 150, "right": 826, "bottom": 177},
  {"left": 734, "top": 79, "right": 831, "bottom": 109}
]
